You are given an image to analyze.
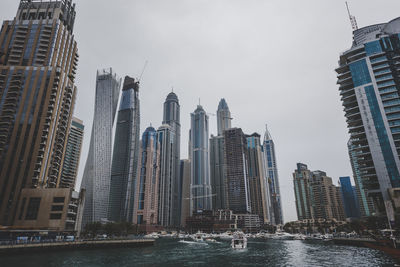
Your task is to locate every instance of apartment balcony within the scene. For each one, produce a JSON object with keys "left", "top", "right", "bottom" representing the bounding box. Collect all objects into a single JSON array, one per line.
[
  {"left": 337, "top": 75, "right": 353, "bottom": 85},
  {"left": 380, "top": 88, "right": 398, "bottom": 96},
  {"left": 344, "top": 110, "right": 360, "bottom": 119},
  {"left": 348, "top": 52, "right": 367, "bottom": 62},
  {"left": 67, "top": 209, "right": 77, "bottom": 216},
  {"left": 372, "top": 63, "right": 390, "bottom": 71},
  {"left": 341, "top": 93, "right": 356, "bottom": 102}
]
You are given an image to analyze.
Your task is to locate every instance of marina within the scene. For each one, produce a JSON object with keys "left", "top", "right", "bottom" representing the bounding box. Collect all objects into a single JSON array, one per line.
[{"left": 1, "top": 237, "right": 395, "bottom": 266}]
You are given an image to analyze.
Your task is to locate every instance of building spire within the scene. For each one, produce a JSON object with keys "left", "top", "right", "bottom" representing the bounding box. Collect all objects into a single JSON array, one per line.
[
  {"left": 346, "top": 1, "right": 358, "bottom": 31},
  {"left": 264, "top": 123, "right": 272, "bottom": 141}
]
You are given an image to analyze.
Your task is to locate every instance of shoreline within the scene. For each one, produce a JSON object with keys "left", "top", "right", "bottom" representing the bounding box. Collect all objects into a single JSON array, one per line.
[{"left": 0, "top": 239, "right": 155, "bottom": 254}]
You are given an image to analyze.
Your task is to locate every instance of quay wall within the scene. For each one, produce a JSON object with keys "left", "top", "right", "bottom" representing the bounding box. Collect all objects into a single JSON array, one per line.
[{"left": 0, "top": 239, "right": 155, "bottom": 254}]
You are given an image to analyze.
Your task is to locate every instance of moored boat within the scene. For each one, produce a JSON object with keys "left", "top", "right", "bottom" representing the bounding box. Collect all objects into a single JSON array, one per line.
[{"left": 231, "top": 232, "right": 247, "bottom": 249}]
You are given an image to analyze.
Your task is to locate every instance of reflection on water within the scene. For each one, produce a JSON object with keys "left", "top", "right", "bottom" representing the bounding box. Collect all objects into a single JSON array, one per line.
[{"left": 1, "top": 238, "right": 396, "bottom": 267}]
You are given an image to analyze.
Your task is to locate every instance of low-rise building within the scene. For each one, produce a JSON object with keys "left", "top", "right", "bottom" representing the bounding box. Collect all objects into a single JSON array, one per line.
[{"left": 13, "top": 188, "right": 85, "bottom": 234}]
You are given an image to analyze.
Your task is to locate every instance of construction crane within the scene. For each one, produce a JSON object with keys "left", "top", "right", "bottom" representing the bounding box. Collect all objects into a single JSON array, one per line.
[{"left": 138, "top": 60, "right": 148, "bottom": 83}]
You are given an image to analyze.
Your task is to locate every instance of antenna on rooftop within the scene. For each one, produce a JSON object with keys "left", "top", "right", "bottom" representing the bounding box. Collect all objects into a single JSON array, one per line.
[{"left": 346, "top": 1, "right": 358, "bottom": 31}]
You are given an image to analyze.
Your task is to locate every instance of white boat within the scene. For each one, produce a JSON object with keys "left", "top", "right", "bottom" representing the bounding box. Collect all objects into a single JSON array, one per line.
[
  {"left": 231, "top": 232, "right": 247, "bottom": 249},
  {"left": 144, "top": 232, "right": 159, "bottom": 239},
  {"left": 219, "top": 231, "right": 234, "bottom": 240},
  {"left": 271, "top": 231, "right": 295, "bottom": 240},
  {"left": 192, "top": 232, "right": 205, "bottom": 242},
  {"left": 205, "top": 237, "right": 217, "bottom": 243}
]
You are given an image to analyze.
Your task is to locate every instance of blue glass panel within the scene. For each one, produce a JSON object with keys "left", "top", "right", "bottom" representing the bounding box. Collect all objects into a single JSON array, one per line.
[
  {"left": 365, "top": 40, "right": 382, "bottom": 56},
  {"left": 365, "top": 85, "right": 400, "bottom": 187},
  {"left": 370, "top": 56, "right": 387, "bottom": 63},
  {"left": 349, "top": 59, "right": 372, "bottom": 87}
]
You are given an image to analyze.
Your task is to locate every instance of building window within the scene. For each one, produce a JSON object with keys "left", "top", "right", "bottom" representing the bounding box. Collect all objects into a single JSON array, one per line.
[
  {"left": 53, "top": 197, "right": 65, "bottom": 203},
  {"left": 18, "top": 198, "right": 27, "bottom": 220},
  {"left": 50, "top": 213, "right": 62, "bottom": 220},
  {"left": 25, "top": 197, "right": 41, "bottom": 220},
  {"left": 137, "top": 215, "right": 143, "bottom": 224},
  {"left": 51, "top": 205, "right": 64, "bottom": 212}
]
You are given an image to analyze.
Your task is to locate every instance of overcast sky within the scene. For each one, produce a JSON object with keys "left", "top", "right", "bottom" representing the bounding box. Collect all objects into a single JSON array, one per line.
[{"left": 2, "top": 0, "right": 400, "bottom": 223}]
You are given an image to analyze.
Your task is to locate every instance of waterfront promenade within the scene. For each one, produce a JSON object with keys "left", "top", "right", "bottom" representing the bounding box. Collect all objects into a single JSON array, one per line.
[{"left": 0, "top": 239, "right": 155, "bottom": 254}]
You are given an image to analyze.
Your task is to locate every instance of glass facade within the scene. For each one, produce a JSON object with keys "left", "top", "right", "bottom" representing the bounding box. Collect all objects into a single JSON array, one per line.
[
  {"left": 162, "top": 92, "right": 181, "bottom": 227},
  {"left": 81, "top": 69, "right": 121, "bottom": 226},
  {"left": 133, "top": 126, "right": 159, "bottom": 225},
  {"left": 336, "top": 18, "right": 400, "bottom": 216},
  {"left": 263, "top": 126, "right": 283, "bottom": 225},
  {"left": 108, "top": 76, "right": 140, "bottom": 223},
  {"left": 189, "top": 105, "right": 212, "bottom": 214},
  {"left": 339, "top": 177, "right": 361, "bottom": 219}
]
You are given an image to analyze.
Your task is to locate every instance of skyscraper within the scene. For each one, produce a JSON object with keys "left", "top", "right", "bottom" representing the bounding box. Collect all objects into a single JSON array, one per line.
[
  {"left": 157, "top": 124, "right": 175, "bottom": 226},
  {"left": 210, "top": 135, "right": 227, "bottom": 209},
  {"left": 263, "top": 125, "right": 283, "bottom": 225},
  {"left": 217, "top": 98, "right": 231, "bottom": 136},
  {"left": 336, "top": 17, "right": 400, "bottom": 218},
  {"left": 0, "top": 0, "right": 78, "bottom": 226},
  {"left": 210, "top": 98, "right": 231, "bottom": 210},
  {"left": 108, "top": 76, "right": 140, "bottom": 223},
  {"left": 189, "top": 105, "right": 212, "bottom": 214},
  {"left": 81, "top": 69, "right": 121, "bottom": 226},
  {"left": 162, "top": 92, "right": 181, "bottom": 226},
  {"left": 339, "top": 176, "right": 361, "bottom": 219},
  {"left": 347, "top": 138, "right": 375, "bottom": 217},
  {"left": 224, "top": 128, "right": 251, "bottom": 213},
  {"left": 60, "top": 117, "right": 84, "bottom": 189},
  {"left": 293, "top": 163, "right": 345, "bottom": 221},
  {"left": 133, "top": 126, "right": 160, "bottom": 225},
  {"left": 293, "top": 163, "right": 313, "bottom": 220},
  {"left": 180, "top": 159, "right": 191, "bottom": 226},
  {"left": 246, "top": 133, "right": 270, "bottom": 224}
]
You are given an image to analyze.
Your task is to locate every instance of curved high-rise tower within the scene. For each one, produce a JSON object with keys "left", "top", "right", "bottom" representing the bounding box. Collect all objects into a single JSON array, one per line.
[
  {"left": 162, "top": 92, "right": 181, "bottom": 226},
  {"left": 108, "top": 76, "right": 140, "bottom": 222},
  {"left": 189, "top": 105, "right": 212, "bottom": 214},
  {"left": 81, "top": 69, "right": 121, "bottom": 226}
]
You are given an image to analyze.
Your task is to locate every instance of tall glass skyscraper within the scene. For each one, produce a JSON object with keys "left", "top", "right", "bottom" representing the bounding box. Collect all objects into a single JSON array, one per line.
[
  {"left": 0, "top": 0, "right": 78, "bottom": 226},
  {"left": 263, "top": 125, "right": 283, "bottom": 225},
  {"left": 224, "top": 128, "right": 251, "bottom": 213},
  {"left": 162, "top": 92, "right": 181, "bottom": 226},
  {"left": 157, "top": 124, "right": 175, "bottom": 226},
  {"left": 108, "top": 76, "right": 140, "bottom": 223},
  {"left": 217, "top": 98, "right": 231, "bottom": 136},
  {"left": 246, "top": 133, "right": 270, "bottom": 224},
  {"left": 133, "top": 126, "right": 159, "bottom": 225},
  {"left": 180, "top": 159, "right": 191, "bottom": 226},
  {"left": 210, "top": 98, "right": 232, "bottom": 210},
  {"left": 210, "top": 135, "right": 227, "bottom": 209},
  {"left": 189, "top": 105, "right": 212, "bottom": 214},
  {"left": 336, "top": 17, "right": 400, "bottom": 218},
  {"left": 81, "top": 69, "right": 121, "bottom": 226}
]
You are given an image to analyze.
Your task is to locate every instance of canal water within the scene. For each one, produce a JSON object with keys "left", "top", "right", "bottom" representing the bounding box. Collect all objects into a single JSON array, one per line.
[{"left": 1, "top": 238, "right": 396, "bottom": 266}]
